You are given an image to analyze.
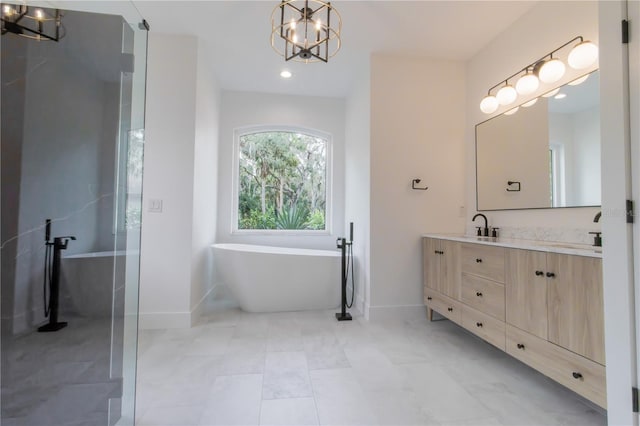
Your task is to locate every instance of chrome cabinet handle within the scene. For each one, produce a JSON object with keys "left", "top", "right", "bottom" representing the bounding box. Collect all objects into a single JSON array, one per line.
[
  {"left": 572, "top": 372, "right": 583, "bottom": 379},
  {"left": 535, "top": 270, "right": 544, "bottom": 276},
  {"left": 546, "top": 272, "right": 556, "bottom": 278}
]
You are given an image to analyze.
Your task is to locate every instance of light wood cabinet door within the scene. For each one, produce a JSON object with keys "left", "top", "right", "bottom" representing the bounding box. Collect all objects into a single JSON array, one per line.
[
  {"left": 423, "top": 238, "right": 440, "bottom": 291},
  {"left": 423, "top": 238, "right": 460, "bottom": 299},
  {"left": 547, "top": 254, "right": 605, "bottom": 364},
  {"left": 506, "top": 249, "right": 548, "bottom": 339},
  {"left": 439, "top": 240, "right": 461, "bottom": 300}
]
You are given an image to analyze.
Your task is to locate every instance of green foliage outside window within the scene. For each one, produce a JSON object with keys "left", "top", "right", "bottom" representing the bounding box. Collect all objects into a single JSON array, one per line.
[{"left": 238, "top": 131, "right": 327, "bottom": 231}]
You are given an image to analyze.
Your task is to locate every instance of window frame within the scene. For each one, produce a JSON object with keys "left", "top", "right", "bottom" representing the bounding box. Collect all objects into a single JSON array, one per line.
[{"left": 231, "top": 125, "right": 333, "bottom": 235}]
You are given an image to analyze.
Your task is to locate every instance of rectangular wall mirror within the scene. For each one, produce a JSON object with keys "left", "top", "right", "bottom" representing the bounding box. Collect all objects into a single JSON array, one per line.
[{"left": 475, "top": 70, "right": 600, "bottom": 211}]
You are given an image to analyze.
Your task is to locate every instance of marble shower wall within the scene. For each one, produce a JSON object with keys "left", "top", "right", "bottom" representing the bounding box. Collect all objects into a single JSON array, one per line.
[{"left": 1, "top": 11, "right": 124, "bottom": 334}]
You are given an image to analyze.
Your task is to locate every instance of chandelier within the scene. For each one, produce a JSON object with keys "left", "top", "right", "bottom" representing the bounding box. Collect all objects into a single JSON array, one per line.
[
  {"left": 1, "top": 3, "right": 64, "bottom": 41},
  {"left": 271, "top": 0, "right": 342, "bottom": 63}
]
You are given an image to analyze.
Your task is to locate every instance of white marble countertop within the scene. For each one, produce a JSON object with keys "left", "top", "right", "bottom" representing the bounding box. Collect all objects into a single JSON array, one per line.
[{"left": 422, "top": 233, "right": 602, "bottom": 258}]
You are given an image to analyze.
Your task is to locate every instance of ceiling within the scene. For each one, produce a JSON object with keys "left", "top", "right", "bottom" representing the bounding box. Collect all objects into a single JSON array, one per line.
[{"left": 134, "top": 1, "right": 537, "bottom": 98}]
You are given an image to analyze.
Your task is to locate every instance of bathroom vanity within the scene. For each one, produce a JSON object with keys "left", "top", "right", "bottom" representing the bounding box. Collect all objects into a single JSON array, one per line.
[{"left": 423, "top": 235, "right": 605, "bottom": 408}]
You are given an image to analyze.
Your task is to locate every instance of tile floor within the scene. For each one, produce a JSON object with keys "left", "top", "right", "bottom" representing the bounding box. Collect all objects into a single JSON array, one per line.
[
  {"left": 1, "top": 317, "right": 122, "bottom": 426},
  {"left": 135, "top": 308, "right": 606, "bottom": 426}
]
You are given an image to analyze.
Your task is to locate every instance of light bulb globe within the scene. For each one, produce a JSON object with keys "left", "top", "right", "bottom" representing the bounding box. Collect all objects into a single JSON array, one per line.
[
  {"left": 538, "top": 58, "right": 566, "bottom": 84},
  {"left": 522, "top": 98, "right": 538, "bottom": 108},
  {"left": 496, "top": 85, "right": 517, "bottom": 106},
  {"left": 504, "top": 106, "right": 519, "bottom": 116},
  {"left": 480, "top": 95, "right": 499, "bottom": 114},
  {"left": 516, "top": 73, "right": 539, "bottom": 95},
  {"left": 568, "top": 41, "right": 598, "bottom": 69}
]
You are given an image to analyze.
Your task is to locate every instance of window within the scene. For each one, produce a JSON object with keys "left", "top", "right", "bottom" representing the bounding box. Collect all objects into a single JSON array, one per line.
[{"left": 233, "top": 127, "right": 331, "bottom": 232}]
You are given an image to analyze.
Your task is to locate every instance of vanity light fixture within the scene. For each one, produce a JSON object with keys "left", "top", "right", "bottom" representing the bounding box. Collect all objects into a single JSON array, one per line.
[
  {"left": 1, "top": 4, "right": 64, "bottom": 41},
  {"left": 479, "top": 36, "right": 598, "bottom": 114},
  {"left": 535, "top": 57, "right": 566, "bottom": 84},
  {"left": 515, "top": 69, "right": 539, "bottom": 95},
  {"left": 568, "top": 40, "right": 599, "bottom": 69},
  {"left": 270, "top": 0, "right": 342, "bottom": 63},
  {"left": 496, "top": 83, "right": 517, "bottom": 105}
]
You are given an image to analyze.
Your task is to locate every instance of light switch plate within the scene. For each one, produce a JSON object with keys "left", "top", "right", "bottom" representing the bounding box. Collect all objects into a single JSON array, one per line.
[{"left": 148, "top": 199, "right": 163, "bottom": 213}]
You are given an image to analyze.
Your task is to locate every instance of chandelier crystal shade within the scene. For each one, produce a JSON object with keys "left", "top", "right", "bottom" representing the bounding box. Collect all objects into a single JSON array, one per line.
[
  {"left": 1, "top": 4, "right": 63, "bottom": 41},
  {"left": 479, "top": 36, "right": 598, "bottom": 114},
  {"left": 271, "top": 0, "right": 342, "bottom": 63}
]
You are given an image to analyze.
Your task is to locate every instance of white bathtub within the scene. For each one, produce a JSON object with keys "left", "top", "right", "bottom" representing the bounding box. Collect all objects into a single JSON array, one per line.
[
  {"left": 61, "top": 251, "right": 128, "bottom": 317},
  {"left": 212, "top": 243, "right": 342, "bottom": 313}
]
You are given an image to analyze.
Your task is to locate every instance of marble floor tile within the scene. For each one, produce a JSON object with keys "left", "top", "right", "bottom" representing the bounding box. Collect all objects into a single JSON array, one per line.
[
  {"left": 309, "top": 368, "right": 378, "bottom": 426},
  {"left": 263, "top": 351, "right": 313, "bottom": 400},
  {"left": 400, "top": 362, "right": 494, "bottom": 423},
  {"left": 198, "top": 374, "right": 263, "bottom": 426},
  {"left": 131, "top": 307, "right": 607, "bottom": 426},
  {"left": 259, "top": 397, "right": 319, "bottom": 426}
]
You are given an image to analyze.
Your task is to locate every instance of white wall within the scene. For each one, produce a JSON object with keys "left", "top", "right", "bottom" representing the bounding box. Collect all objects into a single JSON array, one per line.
[
  {"left": 140, "top": 33, "right": 221, "bottom": 328},
  {"left": 216, "top": 91, "right": 345, "bottom": 250},
  {"left": 344, "top": 57, "right": 371, "bottom": 316},
  {"left": 465, "top": 1, "right": 600, "bottom": 233},
  {"left": 191, "top": 40, "right": 221, "bottom": 315},
  {"left": 369, "top": 54, "right": 466, "bottom": 319}
]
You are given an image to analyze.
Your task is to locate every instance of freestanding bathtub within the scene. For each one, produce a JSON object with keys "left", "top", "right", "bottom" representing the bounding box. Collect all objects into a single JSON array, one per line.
[{"left": 212, "top": 243, "right": 341, "bottom": 312}]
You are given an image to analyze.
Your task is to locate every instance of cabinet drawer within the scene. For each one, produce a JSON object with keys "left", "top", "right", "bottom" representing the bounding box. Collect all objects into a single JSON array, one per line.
[
  {"left": 424, "top": 288, "right": 461, "bottom": 324},
  {"left": 461, "top": 243, "right": 505, "bottom": 282},
  {"left": 461, "top": 273, "right": 505, "bottom": 321},
  {"left": 506, "top": 325, "right": 606, "bottom": 408},
  {"left": 461, "top": 305, "right": 505, "bottom": 351}
]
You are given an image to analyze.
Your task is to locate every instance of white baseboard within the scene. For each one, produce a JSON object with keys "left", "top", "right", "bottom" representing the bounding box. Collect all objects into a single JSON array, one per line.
[{"left": 366, "top": 304, "right": 428, "bottom": 322}]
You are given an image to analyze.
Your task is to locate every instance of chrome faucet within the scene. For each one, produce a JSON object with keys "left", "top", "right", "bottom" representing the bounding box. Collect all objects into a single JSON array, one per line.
[{"left": 472, "top": 213, "right": 489, "bottom": 237}]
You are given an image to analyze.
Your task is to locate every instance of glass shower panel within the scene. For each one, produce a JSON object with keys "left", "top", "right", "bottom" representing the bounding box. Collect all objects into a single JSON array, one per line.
[{"left": 0, "top": 2, "right": 147, "bottom": 425}]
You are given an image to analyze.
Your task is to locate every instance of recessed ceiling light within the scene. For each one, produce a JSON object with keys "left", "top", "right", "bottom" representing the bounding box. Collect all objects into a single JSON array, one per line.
[
  {"left": 554, "top": 93, "right": 567, "bottom": 99},
  {"left": 280, "top": 70, "right": 292, "bottom": 79}
]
